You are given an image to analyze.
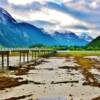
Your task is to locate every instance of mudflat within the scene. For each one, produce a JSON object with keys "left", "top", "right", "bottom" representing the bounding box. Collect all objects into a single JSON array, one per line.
[{"left": 0, "top": 57, "right": 100, "bottom": 100}]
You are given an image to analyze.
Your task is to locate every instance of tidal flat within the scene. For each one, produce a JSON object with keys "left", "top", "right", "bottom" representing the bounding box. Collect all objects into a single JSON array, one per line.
[{"left": 0, "top": 51, "right": 100, "bottom": 100}]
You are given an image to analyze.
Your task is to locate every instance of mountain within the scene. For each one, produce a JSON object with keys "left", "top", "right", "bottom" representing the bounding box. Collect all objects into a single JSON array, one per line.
[
  {"left": 0, "top": 7, "right": 90, "bottom": 47},
  {"left": 0, "top": 7, "right": 56, "bottom": 47},
  {"left": 51, "top": 32, "right": 88, "bottom": 46},
  {"left": 79, "top": 32, "right": 93, "bottom": 42},
  {"left": 87, "top": 36, "right": 100, "bottom": 47}
]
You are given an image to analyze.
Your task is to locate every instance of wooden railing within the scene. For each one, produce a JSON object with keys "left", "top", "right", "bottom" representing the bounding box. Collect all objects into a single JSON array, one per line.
[{"left": 0, "top": 48, "right": 54, "bottom": 69}]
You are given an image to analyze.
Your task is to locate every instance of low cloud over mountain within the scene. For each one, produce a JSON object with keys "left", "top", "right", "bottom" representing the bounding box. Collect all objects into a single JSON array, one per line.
[{"left": 0, "top": 0, "right": 100, "bottom": 37}]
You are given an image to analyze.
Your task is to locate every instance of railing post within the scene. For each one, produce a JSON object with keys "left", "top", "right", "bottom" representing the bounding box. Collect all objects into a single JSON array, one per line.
[
  {"left": 27, "top": 51, "right": 29, "bottom": 62},
  {"left": 7, "top": 51, "right": 9, "bottom": 69},
  {"left": 34, "top": 51, "right": 37, "bottom": 65},
  {"left": 35, "top": 51, "right": 37, "bottom": 59},
  {"left": 37, "top": 50, "right": 39, "bottom": 58},
  {"left": 0, "top": 48, "right": 52, "bottom": 69},
  {"left": 2, "top": 53, "right": 4, "bottom": 69},
  {"left": 32, "top": 51, "right": 34, "bottom": 60},
  {"left": 19, "top": 51, "right": 22, "bottom": 66},
  {"left": 23, "top": 52, "right": 25, "bottom": 62}
]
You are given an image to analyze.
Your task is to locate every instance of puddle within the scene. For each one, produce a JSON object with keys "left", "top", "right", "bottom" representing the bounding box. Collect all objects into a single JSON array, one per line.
[{"left": 38, "top": 97, "right": 66, "bottom": 100}]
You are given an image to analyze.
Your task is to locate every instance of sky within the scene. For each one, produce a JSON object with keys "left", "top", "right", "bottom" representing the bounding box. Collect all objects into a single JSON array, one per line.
[{"left": 0, "top": 0, "right": 100, "bottom": 37}]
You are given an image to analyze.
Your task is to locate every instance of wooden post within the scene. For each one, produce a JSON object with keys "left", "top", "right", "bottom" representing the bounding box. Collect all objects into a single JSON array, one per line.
[
  {"left": 7, "top": 52, "right": 9, "bottom": 69},
  {"left": 47, "top": 50, "right": 49, "bottom": 55},
  {"left": 42, "top": 50, "right": 44, "bottom": 56},
  {"left": 37, "top": 50, "right": 39, "bottom": 58},
  {"left": 32, "top": 51, "right": 34, "bottom": 60},
  {"left": 42, "top": 50, "right": 44, "bottom": 57},
  {"left": 44, "top": 50, "right": 45, "bottom": 56},
  {"left": 1, "top": 54, "right": 4, "bottom": 69},
  {"left": 34, "top": 51, "right": 37, "bottom": 65},
  {"left": 23, "top": 52, "right": 25, "bottom": 62},
  {"left": 27, "top": 51, "right": 29, "bottom": 62},
  {"left": 41, "top": 51, "right": 43, "bottom": 57},
  {"left": 19, "top": 51, "right": 22, "bottom": 66},
  {"left": 35, "top": 51, "right": 36, "bottom": 60},
  {"left": 48, "top": 50, "right": 49, "bottom": 55}
]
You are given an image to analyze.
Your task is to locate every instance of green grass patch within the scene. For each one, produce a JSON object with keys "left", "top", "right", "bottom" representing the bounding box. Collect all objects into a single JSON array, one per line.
[{"left": 55, "top": 51, "right": 100, "bottom": 57}]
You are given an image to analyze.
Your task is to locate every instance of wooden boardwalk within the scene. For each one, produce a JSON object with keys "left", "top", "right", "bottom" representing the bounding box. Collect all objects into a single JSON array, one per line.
[{"left": 0, "top": 48, "right": 53, "bottom": 69}]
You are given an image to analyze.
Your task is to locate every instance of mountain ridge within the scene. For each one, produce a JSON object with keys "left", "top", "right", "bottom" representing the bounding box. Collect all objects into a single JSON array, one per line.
[
  {"left": 87, "top": 36, "right": 100, "bottom": 48},
  {"left": 0, "top": 7, "right": 92, "bottom": 47}
]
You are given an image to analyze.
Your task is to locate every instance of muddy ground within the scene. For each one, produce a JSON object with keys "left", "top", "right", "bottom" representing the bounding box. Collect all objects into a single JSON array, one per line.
[{"left": 0, "top": 57, "right": 100, "bottom": 100}]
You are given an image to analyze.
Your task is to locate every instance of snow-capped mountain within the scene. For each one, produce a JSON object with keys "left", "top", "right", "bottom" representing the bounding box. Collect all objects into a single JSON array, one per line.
[
  {"left": 0, "top": 7, "right": 56, "bottom": 47},
  {"left": 0, "top": 7, "right": 91, "bottom": 47},
  {"left": 0, "top": 8, "right": 16, "bottom": 24},
  {"left": 52, "top": 32, "right": 88, "bottom": 46},
  {"left": 79, "top": 32, "right": 93, "bottom": 42}
]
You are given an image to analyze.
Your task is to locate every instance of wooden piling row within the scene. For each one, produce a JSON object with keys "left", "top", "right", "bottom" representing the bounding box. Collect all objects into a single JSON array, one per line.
[
  {"left": 0, "top": 49, "right": 52, "bottom": 69},
  {"left": 0, "top": 51, "right": 9, "bottom": 69}
]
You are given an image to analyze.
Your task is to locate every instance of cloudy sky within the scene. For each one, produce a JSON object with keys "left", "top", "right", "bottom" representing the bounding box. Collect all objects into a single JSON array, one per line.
[{"left": 0, "top": 0, "right": 100, "bottom": 37}]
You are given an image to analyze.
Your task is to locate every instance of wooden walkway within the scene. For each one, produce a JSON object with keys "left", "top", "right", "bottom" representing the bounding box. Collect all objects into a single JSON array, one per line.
[{"left": 0, "top": 48, "right": 53, "bottom": 69}]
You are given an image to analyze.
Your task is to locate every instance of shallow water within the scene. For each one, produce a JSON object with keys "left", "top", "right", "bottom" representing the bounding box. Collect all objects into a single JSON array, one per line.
[{"left": 38, "top": 97, "right": 66, "bottom": 100}]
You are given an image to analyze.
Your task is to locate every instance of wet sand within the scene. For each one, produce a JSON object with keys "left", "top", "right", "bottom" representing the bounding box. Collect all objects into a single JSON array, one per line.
[{"left": 0, "top": 57, "right": 100, "bottom": 100}]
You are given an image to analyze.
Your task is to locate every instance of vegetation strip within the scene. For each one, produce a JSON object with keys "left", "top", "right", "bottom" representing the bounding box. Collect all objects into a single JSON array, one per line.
[
  {"left": 0, "top": 77, "right": 28, "bottom": 90},
  {"left": 75, "top": 57, "right": 100, "bottom": 87}
]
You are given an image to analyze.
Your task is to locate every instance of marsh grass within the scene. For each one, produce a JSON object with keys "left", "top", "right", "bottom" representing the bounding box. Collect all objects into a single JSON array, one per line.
[
  {"left": 58, "top": 51, "right": 100, "bottom": 57},
  {"left": 75, "top": 57, "right": 93, "bottom": 69},
  {"left": 75, "top": 56, "right": 100, "bottom": 87}
]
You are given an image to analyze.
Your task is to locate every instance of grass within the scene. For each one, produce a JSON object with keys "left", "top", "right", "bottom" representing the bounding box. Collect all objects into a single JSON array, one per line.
[
  {"left": 57, "top": 51, "right": 100, "bottom": 57},
  {"left": 43, "top": 50, "right": 100, "bottom": 70},
  {"left": 43, "top": 50, "right": 100, "bottom": 58},
  {"left": 5, "top": 50, "right": 100, "bottom": 58},
  {"left": 75, "top": 57, "right": 93, "bottom": 69}
]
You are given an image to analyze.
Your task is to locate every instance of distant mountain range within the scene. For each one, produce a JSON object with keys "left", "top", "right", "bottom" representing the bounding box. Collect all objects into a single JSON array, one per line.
[
  {"left": 0, "top": 7, "right": 93, "bottom": 47},
  {"left": 51, "top": 32, "right": 89, "bottom": 46}
]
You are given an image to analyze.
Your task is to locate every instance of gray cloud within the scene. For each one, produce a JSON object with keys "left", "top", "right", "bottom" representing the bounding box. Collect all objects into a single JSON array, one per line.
[{"left": 0, "top": 0, "right": 100, "bottom": 37}]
